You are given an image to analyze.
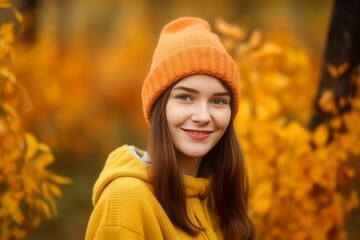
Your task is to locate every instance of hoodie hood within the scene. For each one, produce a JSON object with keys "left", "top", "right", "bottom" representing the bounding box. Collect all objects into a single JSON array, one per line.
[
  {"left": 92, "top": 145, "right": 149, "bottom": 206},
  {"left": 92, "top": 145, "right": 212, "bottom": 206}
]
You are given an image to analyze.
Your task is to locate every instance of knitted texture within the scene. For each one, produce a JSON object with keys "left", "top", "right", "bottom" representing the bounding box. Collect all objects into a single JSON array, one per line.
[
  {"left": 141, "top": 17, "right": 240, "bottom": 123},
  {"left": 85, "top": 145, "right": 222, "bottom": 239}
]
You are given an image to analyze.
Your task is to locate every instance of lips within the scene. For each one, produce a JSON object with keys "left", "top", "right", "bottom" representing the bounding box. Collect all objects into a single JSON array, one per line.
[{"left": 181, "top": 128, "right": 214, "bottom": 140}]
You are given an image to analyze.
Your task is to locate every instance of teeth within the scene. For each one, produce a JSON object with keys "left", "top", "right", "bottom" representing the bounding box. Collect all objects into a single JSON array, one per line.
[{"left": 190, "top": 131, "right": 207, "bottom": 135}]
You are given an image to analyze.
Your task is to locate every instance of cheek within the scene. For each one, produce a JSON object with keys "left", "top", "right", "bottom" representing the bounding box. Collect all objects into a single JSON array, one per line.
[
  {"left": 166, "top": 101, "right": 180, "bottom": 126},
  {"left": 165, "top": 103, "right": 173, "bottom": 124},
  {"left": 166, "top": 101, "right": 191, "bottom": 124},
  {"left": 215, "top": 108, "right": 232, "bottom": 129}
]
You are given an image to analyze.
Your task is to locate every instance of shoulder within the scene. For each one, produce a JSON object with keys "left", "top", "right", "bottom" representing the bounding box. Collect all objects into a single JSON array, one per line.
[
  {"left": 99, "top": 177, "right": 155, "bottom": 226},
  {"left": 92, "top": 144, "right": 150, "bottom": 205},
  {"left": 108, "top": 177, "right": 153, "bottom": 202},
  {"left": 104, "top": 177, "right": 155, "bottom": 212},
  {"left": 87, "top": 177, "right": 155, "bottom": 239}
]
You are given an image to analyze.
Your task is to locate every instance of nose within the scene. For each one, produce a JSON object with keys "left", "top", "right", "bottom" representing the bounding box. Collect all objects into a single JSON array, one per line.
[{"left": 190, "top": 102, "right": 211, "bottom": 125}]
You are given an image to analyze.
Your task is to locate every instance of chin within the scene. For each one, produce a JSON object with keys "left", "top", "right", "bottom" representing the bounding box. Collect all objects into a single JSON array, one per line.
[{"left": 180, "top": 146, "right": 211, "bottom": 158}]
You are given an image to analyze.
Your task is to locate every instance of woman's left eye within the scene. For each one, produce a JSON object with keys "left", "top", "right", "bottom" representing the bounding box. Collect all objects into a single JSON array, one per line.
[{"left": 211, "top": 98, "right": 227, "bottom": 105}]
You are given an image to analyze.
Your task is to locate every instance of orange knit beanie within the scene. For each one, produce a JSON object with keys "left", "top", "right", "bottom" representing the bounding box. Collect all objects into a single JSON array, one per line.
[{"left": 141, "top": 17, "right": 240, "bottom": 123}]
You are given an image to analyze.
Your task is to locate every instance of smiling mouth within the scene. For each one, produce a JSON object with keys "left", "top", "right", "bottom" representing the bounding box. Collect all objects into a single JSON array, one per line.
[
  {"left": 181, "top": 128, "right": 213, "bottom": 134},
  {"left": 181, "top": 129, "right": 214, "bottom": 140},
  {"left": 186, "top": 130, "right": 211, "bottom": 135}
]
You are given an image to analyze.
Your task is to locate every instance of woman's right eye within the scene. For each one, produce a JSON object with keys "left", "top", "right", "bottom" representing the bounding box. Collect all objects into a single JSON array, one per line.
[{"left": 177, "top": 95, "right": 192, "bottom": 101}]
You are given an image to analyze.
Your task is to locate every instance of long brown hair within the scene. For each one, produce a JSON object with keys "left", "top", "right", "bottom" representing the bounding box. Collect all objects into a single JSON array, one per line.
[{"left": 148, "top": 83, "right": 255, "bottom": 239}]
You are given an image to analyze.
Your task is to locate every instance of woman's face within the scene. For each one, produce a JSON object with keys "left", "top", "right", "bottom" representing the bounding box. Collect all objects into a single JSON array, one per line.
[{"left": 166, "top": 74, "right": 232, "bottom": 163}]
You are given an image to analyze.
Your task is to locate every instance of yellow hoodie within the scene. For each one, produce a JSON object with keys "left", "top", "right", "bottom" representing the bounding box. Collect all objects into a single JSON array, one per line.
[{"left": 85, "top": 145, "right": 223, "bottom": 240}]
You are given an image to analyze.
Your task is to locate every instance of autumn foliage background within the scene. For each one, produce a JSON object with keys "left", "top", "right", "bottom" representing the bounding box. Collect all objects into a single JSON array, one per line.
[{"left": 1, "top": 0, "right": 360, "bottom": 239}]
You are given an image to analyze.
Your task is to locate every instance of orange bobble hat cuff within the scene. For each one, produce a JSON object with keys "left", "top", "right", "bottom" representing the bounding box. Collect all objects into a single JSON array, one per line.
[{"left": 141, "top": 17, "right": 240, "bottom": 124}]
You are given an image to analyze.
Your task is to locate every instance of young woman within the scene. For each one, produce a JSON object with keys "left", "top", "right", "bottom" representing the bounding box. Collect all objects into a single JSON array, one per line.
[{"left": 85, "top": 17, "right": 255, "bottom": 240}]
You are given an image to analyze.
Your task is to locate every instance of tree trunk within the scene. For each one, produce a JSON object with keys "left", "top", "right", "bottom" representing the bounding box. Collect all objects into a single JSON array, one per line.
[{"left": 309, "top": 0, "right": 360, "bottom": 130}]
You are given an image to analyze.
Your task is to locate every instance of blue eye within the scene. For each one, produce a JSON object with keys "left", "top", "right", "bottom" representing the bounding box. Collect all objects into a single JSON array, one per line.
[
  {"left": 177, "top": 95, "right": 192, "bottom": 101},
  {"left": 212, "top": 98, "right": 227, "bottom": 105}
]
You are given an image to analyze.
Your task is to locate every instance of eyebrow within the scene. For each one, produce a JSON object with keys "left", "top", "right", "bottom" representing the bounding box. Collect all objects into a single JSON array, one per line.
[{"left": 173, "top": 86, "right": 231, "bottom": 97}]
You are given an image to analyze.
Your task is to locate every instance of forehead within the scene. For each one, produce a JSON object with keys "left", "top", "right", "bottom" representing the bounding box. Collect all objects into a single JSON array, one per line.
[{"left": 172, "top": 74, "right": 229, "bottom": 92}]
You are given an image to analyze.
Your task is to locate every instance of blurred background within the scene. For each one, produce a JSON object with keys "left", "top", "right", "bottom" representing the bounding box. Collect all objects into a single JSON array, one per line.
[{"left": 2, "top": 0, "right": 360, "bottom": 239}]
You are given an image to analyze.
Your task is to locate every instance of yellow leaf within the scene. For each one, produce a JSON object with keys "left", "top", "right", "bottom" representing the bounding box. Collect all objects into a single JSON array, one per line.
[
  {"left": 248, "top": 30, "right": 262, "bottom": 49},
  {"left": 35, "top": 152, "right": 54, "bottom": 169},
  {"left": 12, "top": 6, "right": 24, "bottom": 26},
  {"left": 37, "top": 142, "right": 51, "bottom": 152},
  {"left": 36, "top": 199, "right": 52, "bottom": 219},
  {"left": 0, "top": 22, "right": 14, "bottom": 43},
  {"left": 234, "top": 42, "right": 251, "bottom": 54},
  {"left": 49, "top": 196, "right": 58, "bottom": 216},
  {"left": 312, "top": 124, "right": 329, "bottom": 147},
  {"left": 49, "top": 173, "right": 72, "bottom": 185},
  {"left": 25, "top": 133, "right": 38, "bottom": 162},
  {"left": 42, "top": 182, "right": 52, "bottom": 202},
  {"left": 215, "top": 18, "right": 245, "bottom": 40},
  {"left": 327, "top": 62, "right": 349, "bottom": 78},
  {"left": 3, "top": 103, "right": 21, "bottom": 133},
  {"left": 318, "top": 90, "right": 338, "bottom": 113},
  {"left": 41, "top": 182, "right": 58, "bottom": 216},
  {"left": 48, "top": 182, "right": 63, "bottom": 198},
  {"left": 250, "top": 42, "right": 282, "bottom": 59},
  {"left": 0, "top": 67, "right": 16, "bottom": 83},
  {"left": 22, "top": 168, "right": 40, "bottom": 193}
]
